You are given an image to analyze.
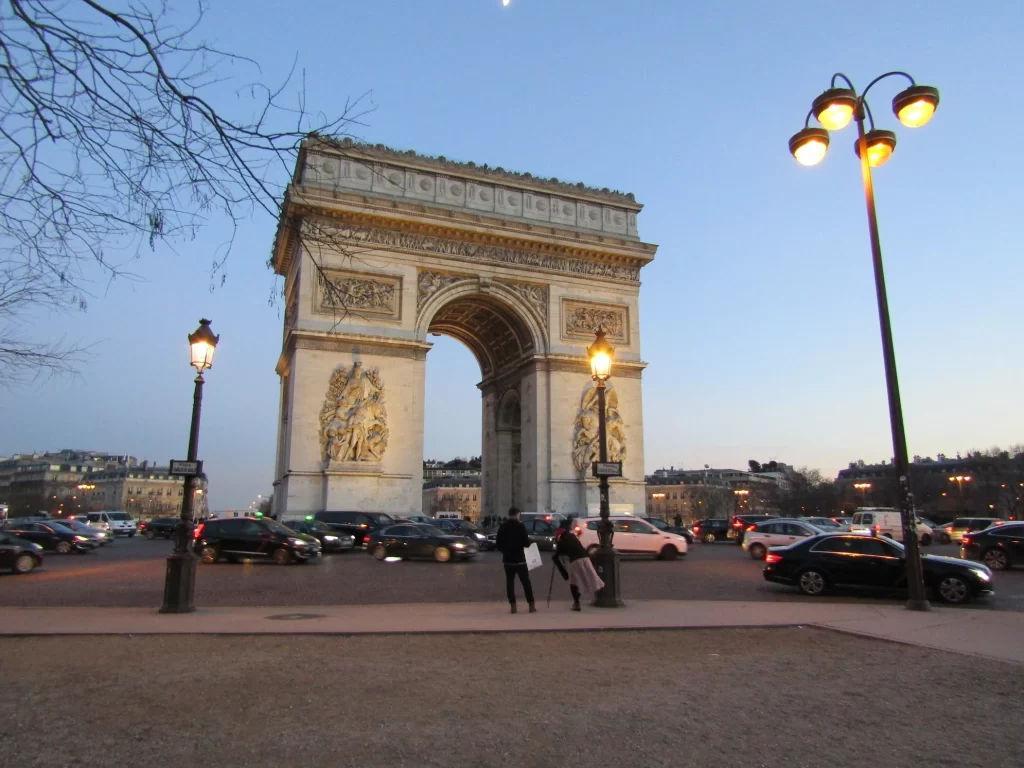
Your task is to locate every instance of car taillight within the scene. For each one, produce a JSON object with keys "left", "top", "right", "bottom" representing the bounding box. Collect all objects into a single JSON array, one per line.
[
  {"left": 746, "top": 524, "right": 756, "bottom": 532},
  {"left": 732, "top": 521, "right": 743, "bottom": 528},
  {"left": 961, "top": 535, "right": 972, "bottom": 545},
  {"left": 193, "top": 523, "right": 204, "bottom": 539},
  {"left": 765, "top": 553, "right": 782, "bottom": 564},
  {"left": 573, "top": 526, "right": 581, "bottom": 535},
  {"left": 692, "top": 525, "right": 701, "bottom": 533}
]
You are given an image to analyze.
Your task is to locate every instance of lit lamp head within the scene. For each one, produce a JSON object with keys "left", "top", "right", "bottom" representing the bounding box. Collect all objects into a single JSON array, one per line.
[
  {"left": 788, "top": 127, "right": 830, "bottom": 166},
  {"left": 588, "top": 326, "right": 614, "bottom": 383},
  {"left": 188, "top": 318, "right": 219, "bottom": 374},
  {"left": 892, "top": 85, "right": 939, "bottom": 128},
  {"left": 854, "top": 129, "right": 897, "bottom": 168},
  {"left": 812, "top": 87, "right": 857, "bottom": 131}
]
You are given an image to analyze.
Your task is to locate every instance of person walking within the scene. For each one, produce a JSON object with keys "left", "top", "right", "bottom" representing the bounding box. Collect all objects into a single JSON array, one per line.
[
  {"left": 553, "top": 515, "right": 604, "bottom": 611},
  {"left": 495, "top": 506, "right": 536, "bottom": 614}
]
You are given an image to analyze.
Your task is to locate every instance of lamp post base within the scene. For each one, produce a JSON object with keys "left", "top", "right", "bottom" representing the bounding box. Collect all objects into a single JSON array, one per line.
[
  {"left": 906, "top": 598, "right": 931, "bottom": 612},
  {"left": 159, "top": 552, "right": 198, "bottom": 614},
  {"left": 591, "top": 548, "right": 624, "bottom": 608}
]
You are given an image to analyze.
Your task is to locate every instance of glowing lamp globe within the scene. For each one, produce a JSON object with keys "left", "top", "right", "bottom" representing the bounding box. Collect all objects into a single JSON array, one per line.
[
  {"left": 854, "top": 129, "right": 897, "bottom": 168},
  {"left": 188, "top": 319, "right": 219, "bottom": 373},
  {"left": 587, "top": 327, "right": 614, "bottom": 382},
  {"left": 892, "top": 85, "right": 940, "bottom": 128},
  {"left": 789, "top": 127, "right": 830, "bottom": 166},
  {"left": 812, "top": 88, "right": 857, "bottom": 131}
]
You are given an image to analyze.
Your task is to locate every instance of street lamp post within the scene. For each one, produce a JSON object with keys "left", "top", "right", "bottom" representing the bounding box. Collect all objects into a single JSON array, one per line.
[
  {"left": 853, "top": 481, "right": 873, "bottom": 507},
  {"left": 733, "top": 488, "right": 750, "bottom": 512},
  {"left": 588, "top": 327, "right": 623, "bottom": 608},
  {"left": 789, "top": 72, "right": 940, "bottom": 612},
  {"left": 160, "top": 319, "right": 219, "bottom": 614},
  {"left": 948, "top": 475, "right": 972, "bottom": 513}
]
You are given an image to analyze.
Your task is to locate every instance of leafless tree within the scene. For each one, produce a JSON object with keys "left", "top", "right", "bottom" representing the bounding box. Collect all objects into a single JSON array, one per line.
[{"left": 0, "top": 0, "right": 370, "bottom": 384}]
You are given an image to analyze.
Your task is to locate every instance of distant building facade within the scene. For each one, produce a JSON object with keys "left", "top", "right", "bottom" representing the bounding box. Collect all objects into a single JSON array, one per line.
[
  {"left": 421, "top": 476, "right": 481, "bottom": 520},
  {"left": 645, "top": 466, "right": 791, "bottom": 522}
]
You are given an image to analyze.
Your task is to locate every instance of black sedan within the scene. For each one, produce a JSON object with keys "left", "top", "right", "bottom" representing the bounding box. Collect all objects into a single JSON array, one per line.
[
  {"left": 2, "top": 521, "right": 96, "bottom": 554},
  {"left": 367, "top": 524, "right": 478, "bottom": 562},
  {"left": 961, "top": 522, "right": 1024, "bottom": 571},
  {"left": 431, "top": 518, "right": 489, "bottom": 549},
  {"left": 139, "top": 517, "right": 178, "bottom": 539},
  {"left": 763, "top": 533, "right": 993, "bottom": 605},
  {"left": 286, "top": 519, "right": 356, "bottom": 553},
  {"left": 644, "top": 517, "right": 694, "bottom": 544},
  {"left": 0, "top": 533, "right": 44, "bottom": 574}
]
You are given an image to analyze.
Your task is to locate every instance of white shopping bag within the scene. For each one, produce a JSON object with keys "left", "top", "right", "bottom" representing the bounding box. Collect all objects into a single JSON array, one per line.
[{"left": 524, "top": 542, "right": 543, "bottom": 571}]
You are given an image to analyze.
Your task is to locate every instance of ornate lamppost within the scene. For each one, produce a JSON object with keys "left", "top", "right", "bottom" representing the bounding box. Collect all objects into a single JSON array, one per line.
[
  {"left": 160, "top": 319, "right": 219, "bottom": 614},
  {"left": 789, "top": 72, "right": 940, "bottom": 611},
  {"left": 853, "top": 481, "right": 873, "bottom": 507},
  {"left": 588, "top": 327, "right": 623, "bottom": 608},
  {"left": 948, "top": 475, "right": 972, "bottom": 513}
]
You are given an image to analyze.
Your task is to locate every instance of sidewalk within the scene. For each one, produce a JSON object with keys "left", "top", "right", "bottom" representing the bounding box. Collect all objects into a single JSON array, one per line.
[{"left": 2, "top": 599, "right": 1021, "bottom": 665}]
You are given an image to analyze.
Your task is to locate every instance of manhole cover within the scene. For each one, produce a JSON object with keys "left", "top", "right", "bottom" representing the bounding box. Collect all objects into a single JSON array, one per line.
[{"left": 265, "top": 613, "right": 327, "bottom": 621}]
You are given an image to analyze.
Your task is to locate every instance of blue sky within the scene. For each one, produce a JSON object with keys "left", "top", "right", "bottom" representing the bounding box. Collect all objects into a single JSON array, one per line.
[{"left": 2, "top": 0, "right": 1022, "bottom": 510}]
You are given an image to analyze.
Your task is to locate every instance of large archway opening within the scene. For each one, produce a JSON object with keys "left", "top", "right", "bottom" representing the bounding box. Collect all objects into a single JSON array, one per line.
[{"left": 422, "top": 292, "right": 541, "bottom": 521}]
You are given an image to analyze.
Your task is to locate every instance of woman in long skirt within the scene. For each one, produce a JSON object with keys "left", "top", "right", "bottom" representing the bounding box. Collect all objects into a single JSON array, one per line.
[{"left": 553, "top": 516, "right": 605, "bottom": 610}]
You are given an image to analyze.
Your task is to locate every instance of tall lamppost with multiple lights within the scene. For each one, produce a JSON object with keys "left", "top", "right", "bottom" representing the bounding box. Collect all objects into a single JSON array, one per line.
[
  {"left": 948, "top": 475, "right": 972, "bottom": 513},
  {"left": 588, "top": 327, "right": 623, "bottom": 608},
  {"left": 853, "top": 481, "right": 873, "bottom": 507},
  {"left": 789, "top": 72, "right": 940, "bottom": 612},
  {"left": 733, "top": 488, "right": 750, "bottom": 513},
  {"left": 161, "top": 319, "right": 219, "bottom": 614}
]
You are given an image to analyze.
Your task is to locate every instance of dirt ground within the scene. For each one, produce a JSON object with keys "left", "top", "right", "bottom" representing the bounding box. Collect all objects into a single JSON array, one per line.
[{"left": 1, "top": 628, "right": 1020, "bottom": 768}]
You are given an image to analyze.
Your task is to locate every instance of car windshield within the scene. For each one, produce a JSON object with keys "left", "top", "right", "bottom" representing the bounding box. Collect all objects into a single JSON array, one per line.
[
  {"left": 368, "top": 513, "right": 394, "bottom": 525},
  {"left": 417, "top": 525, "right": 444, "bottom": 536},
  {"left": 262, "top": 520, "right": 294, "bottom": 535},
  {"left": 647, "top": 519, "right": 669, "bottom": 530},
  {"left": 107, "top": 512, "right": 132, "bottom": 521}
]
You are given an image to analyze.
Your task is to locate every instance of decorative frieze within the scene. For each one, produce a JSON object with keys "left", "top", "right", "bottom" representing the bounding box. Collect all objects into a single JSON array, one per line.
[
  {"left": 417, "top": 270, "right": 472, "bottom": 311},
  {"left": 314, "top": 268, "right": 402, "bottom": 320},
  {"left": 318, "top": 362, "right": 389, "bottom": 464},
  {"left": 561, "top": 299, "right": 629, "bottom": 343}
]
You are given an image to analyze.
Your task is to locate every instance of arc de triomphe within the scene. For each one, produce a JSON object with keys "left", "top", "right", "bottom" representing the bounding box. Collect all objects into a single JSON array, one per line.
[{"left": 270, "top": 139, "right": 657, "bottom": 519}]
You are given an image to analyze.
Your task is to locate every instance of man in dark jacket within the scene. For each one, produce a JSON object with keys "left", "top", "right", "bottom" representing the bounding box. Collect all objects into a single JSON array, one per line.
[{"left": 495, "top": 506, "right": 535, "bottom": 614}]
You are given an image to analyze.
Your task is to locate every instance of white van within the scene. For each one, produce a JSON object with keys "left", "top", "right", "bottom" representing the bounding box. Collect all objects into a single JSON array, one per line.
[
  {"left": 850, "top": 509, "right": 934, "bottom": 545},
  {"left": 86, "top": 511, "right": 138, "bottom": 537}
]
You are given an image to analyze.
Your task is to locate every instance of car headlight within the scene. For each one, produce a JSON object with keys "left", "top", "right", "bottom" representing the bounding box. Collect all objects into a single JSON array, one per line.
[
  {"left": 452, "top": 542, "right": 466, "bottom": 549},
  {"left": 288, "top": 538, "right": 307, "bottom": 547},
  {"left": 73, "top": 535, "right": 88, "bottom": 542},
  {"left": 323, "top": 535, "right": 339, "bottom": 542},
  {"left": 971, "top": 569, "right": 991, "bottom": 582},
  {"left": 473, "top": 533, "right": 485, "bottom": 540},
  {"left": 30, "top": 543, "right": 43, "bottom": 552}
]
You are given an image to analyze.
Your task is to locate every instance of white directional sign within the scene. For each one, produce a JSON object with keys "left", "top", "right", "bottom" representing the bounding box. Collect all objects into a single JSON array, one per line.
[{"left": 169, "top": 460, "right": 202, "bottom": 476}]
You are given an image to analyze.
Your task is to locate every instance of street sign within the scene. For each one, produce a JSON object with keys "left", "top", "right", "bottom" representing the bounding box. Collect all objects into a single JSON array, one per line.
[
  {"left": 592, "top": 461, "right": 623, "bottom": 478},
  {"left": 169, "top": 460, "right": 202, "bottom": 476}
]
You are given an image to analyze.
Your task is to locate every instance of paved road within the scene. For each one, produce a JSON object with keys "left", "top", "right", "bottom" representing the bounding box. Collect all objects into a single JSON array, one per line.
[{"left": 2, "top": 536, "right": 1022, "bottom": 610}]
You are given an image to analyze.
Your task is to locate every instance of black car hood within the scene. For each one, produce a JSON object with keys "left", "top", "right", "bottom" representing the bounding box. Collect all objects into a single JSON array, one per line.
[
  {"left": 923, "top": 553, "right": 988, "bottom": 571},
  {"left": 439, "top": 535, "right": 473, "bottom": 545}
]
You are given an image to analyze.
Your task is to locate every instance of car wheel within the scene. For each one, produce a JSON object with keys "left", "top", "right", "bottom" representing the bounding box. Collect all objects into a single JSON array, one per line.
[
  {"left": 55, "top": 540, "right": 72, "bottom": 554},
  {"left": 982, "top": 549, "right": 1009, "bottom": 571},
  {"left": 372, "top": 544, "right": 388, "bottom": 561},
  {"left": 749, "top": 543, "right": 767, "bottom": 560},
  {"left": 199, "top": 545, "right": 219, "bottom": 564},
  {"left": 128, "top": 533, "right": 135, "bottom": 538},
  {"left": 659, "top": 545, "right": 678, "bottom": 561},
  {"left": 797, "top": 569, "right": 827, "bottom": 596},
  {"left": 13, "top": 554, "right": 37, "bottom": 574},
  {"left": 703, "top": 533, "right": 716, "bottom": 544},
  {"left": 936, "top": 574, "right": 970, "bottom": 605},
  {"left": 920, "top": 534, "right": 932, "bottom": 547},
  {"left": 433, "top": 546, "right": 452, "bottom": 563},
  {"left": 941, "top": 533, "right": 951, "bottom": 545},
  {"left": 272, "top": 547, "right": 292, "bottom": 566}
]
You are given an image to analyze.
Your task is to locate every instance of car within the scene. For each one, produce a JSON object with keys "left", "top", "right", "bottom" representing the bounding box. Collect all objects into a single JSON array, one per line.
[
  {"left": 139, "top": 517, "right": 178, "bottom": 539},
  {"left": 0, "top": 533, "right": 44, "bottom": 574},
  {"left": 400, "top": 515, "right": 435, "bottom": 525},
  {"left": 940, "top": 517, "right": 1003, "bottom": 544},
  {"left": 53, "top": 519, "right": 111, "bottom": 547},
  {"left": 193, "top": 517, "right": 321, "bottom": 565},
  {"left": 644, "top": 517, "right": 694, "bottom": 544},
  {"left": 574, "top": 516, "right": 689, "bottom": 560},
  {"left": 431, "top": 518, "right": 489, "bottom": 548},
  {"left": 831, "top": 517, "right": 853, "bottom": 528},
  {"left": 367, "top": 523, "right": 478, "bottom": 562},
  {"left": 729, "top": 514, "right": 777, "bottom": 545},
  {"left": 742, "top": 519, "right": 825, "bottom": 560},
  {"left": 86, "top": 511, "right": 138, "bottom": 537},
  {"left": 850, "top": 509, "right": 933, "bottom": 544},
  {"left": 801, "top": 517, "right": 843, "bottom": 530},
  {"left": 313, "top": 511, "right": 397, "bottom": 547},
  {"left": 960, "top": 522, "right": 1024, "bottom": 571},
  {"left": 691, "top": 518, "right": 731, "bottom": 543},
  {"left": 1, "top": 521, "right": 97, "bottom": 553},
  {"left": 520, "top": 515, "right": 564, "bottom": 551},
  {"left": 284, "top": 519, "right": 356, "bottom": 553},
  {"left": 762, "top": 532, "right": 993, "bottom": 605},
  {"left": 916, "top": 518, "right": 952, "bottom": 544}
]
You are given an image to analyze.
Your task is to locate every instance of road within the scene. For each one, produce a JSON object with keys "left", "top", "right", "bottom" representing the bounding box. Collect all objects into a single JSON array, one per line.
[{"left": 3, "top": 536, "right": 1023, "bottom": 611}]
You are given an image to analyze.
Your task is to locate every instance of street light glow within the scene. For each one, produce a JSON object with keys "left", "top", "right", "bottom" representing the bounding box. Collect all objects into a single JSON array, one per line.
[
  {"left": 892, "top": 85, "right": 940, "bottom": 128},
  {"left": 812, "top": 88, "right": 856, "bottom": 131},
  {"left": 789, "top": 127, "right": 829, "bottom": 166}
]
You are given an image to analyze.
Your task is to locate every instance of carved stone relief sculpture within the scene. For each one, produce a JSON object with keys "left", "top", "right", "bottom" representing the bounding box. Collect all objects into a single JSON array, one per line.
[
  {"left": 501, "top": 280, "right": 548, "bottom": 325},
  {"left": 417, "top": 270, "right": 470, "bottom": 310},
  {"left": 316, "top": 270, "right": 400, "bottom": 319},
  {"left": 562, "top": 300, "right": 628, "bottom": 343},
  {"left": 571, "top": 383, "right": 626, "bottom": 473},
  {"left": 318, "top": 362, "right": 390, "bottom": 463}
]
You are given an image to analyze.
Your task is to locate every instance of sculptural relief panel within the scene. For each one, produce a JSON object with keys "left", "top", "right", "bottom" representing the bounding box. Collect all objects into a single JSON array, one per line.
[
  {"left": 561, "top": 299, "right": 629, "bottom": 343},
  {"left": 318, "top": 362, "right": 389, "bottom": 464},
  {"left": 314, "top": 269, "right": 402, "bottom": 320},
  {"left": 523, "top": 192, "right": 550, "bottom": 222},
  {"left": 499, "top": 279, "right": 548, "bottom": 326},
  {"left": 416, "top": 270, "right": 474, "bottom": 312},
  {"left": 571, "top": 383, "right": 626, "bottom": 473},
  {"left": 465, "top": 181, "right": 495, "bottom": 212}
]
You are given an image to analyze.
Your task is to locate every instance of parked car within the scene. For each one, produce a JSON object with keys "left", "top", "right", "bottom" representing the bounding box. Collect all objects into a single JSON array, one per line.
[
  {"left": 729, "top": 514, "right": 777, "bottom": 545},
  {"left": 917, "top": 518, "right": 952, "bottom": 544},
  {"left": 691, "top": 518, "right": 731, "bottom": 543},
  {"left": 520, "top": 515, "right": 563, "bottom": 551},
  {"left": 400, "top": 515, "right": 435, "bottom": 525},
  {"left": 574, "top": 516, "right": 689, "bottom": 560},
  {"left": 53, "top": 519, "right": 111, "bottom": 547},
  {"left": 960, "top": 522, "right": 1024, "bottom": 571},
  {"left": 742, "top": 519, "right": 825, "bottom": 559},
  {"left": 762, "top": 532, "right": 993, "bottom": 605},
  {"left": 367, "top": 523, "right": 478, "bottom": 562},
  {"left": 940, "top": 517, "right": 1003, "bottom": 544},
  {"left": 801, "top": 517, "right": 842, "bottom": 530},
  {"left": 313, "top": 511, "right": 396, "bottom": 547},
  {"left": 0, "top": 533, "right": 44, "bottom": 574},
  {"left": 850, "top": 509, "right": 933, "bottom": 544},
  {"left": 431, "top": 518, "right": 489, "bottom": 548},
  {"left": 139, "top": 517, "right": 178, "bottom": 540},
  {"left": 644, "top": 517, "right": 694, "bottom": 544},
  {"left": 193, "top": 517, "right": 321, "bottom": 565},
  {"left": 285, "top": 519, "right": 356, "bottom": 553},
  {"left": 86, "top": 511, "right": 138, "bottom": 537},
  {"left": 2, "top": 521, "right": 97, "bottom": 553}
]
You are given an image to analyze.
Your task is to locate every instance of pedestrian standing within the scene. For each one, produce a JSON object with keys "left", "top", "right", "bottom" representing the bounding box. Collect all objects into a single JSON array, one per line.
[
  {"left": 673, "top": 513, "right": 683, "bottom": 529},
  {"left": 495, "top": 506, "right": 536, "bottom": 614},
  {"left": 553, "top": 515, "right": 604, "bottom": 611}
]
